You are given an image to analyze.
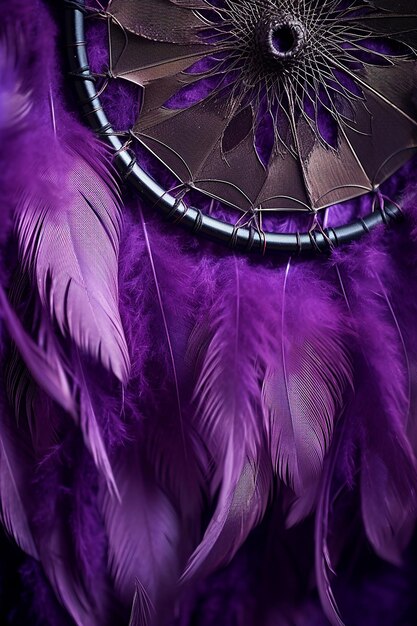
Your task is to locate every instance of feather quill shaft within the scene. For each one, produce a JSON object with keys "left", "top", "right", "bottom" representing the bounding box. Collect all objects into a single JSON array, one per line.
[
  {"left": 139, "top": 210, "right": 185, "bottom": 447},
  {"left": 128, "top": 581, "right": 154, "bottom": 626}
]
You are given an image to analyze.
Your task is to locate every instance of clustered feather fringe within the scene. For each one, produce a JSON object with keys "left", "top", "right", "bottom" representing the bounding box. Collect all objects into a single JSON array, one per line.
[{"left": 1, "top": 2, "right": 417, "bottom": 626}]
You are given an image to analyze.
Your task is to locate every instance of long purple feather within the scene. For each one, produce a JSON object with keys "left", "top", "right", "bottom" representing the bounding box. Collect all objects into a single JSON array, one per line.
[
  {"left": 311, "top": 242, "right": 417, "bottom": 626},
  {"left": 100, "top": 443, "right": 181, "bottom": 620},
  {"left": 39, "top": 523, "right": 98, "bottom": 626},
  {"left": 315, "top": 418, "right": 347, "bottom": 626},
  {"left": 358, "top": 376, "right": 417, "bottom": 566},
  {"left": 376, "top": 276, "right": 412, "bottom": 425},
  {"left": 74, "top": 351, "right": 120, "bottom": 499},
  {"left": 334, "top": 246, "right": 417, "bottom": 564},
  {"left": 120, "top": 212, "right": 205, "bottom": 537},
  {"left": 0, "top": 412, "right": 38, "bottom": 560},
  {"left": 263, "top": 260, "right": 352, "bottom": 495},
  {"left": 0, "top": 29, "right": 31, "bottom": 132},
  {"left": 0, "top": 395, "right": 97, "bottom": 625},
  {"left": 27, "top": 429, "right": 104, "bottom": 626},
  {"left": 0, "top": 27, "right": 75, "bottom": 418},
  {"left": 0, "top": 284, "right": 74, "bottom": 414},
  {"left": 182, "top": 257, "right": 273, "bottom": 580},
  {"left": 16, "top": 135, "right": 130, "bottom": 384},
  {"left": 138, "top": 212, "right": 200, "bottom": 512},
  {"left": 12, "top": 125, "right": 130, "bottom": 493},
  {"left": 182, "top": 452, "right": 272, "bottom": 583},
  {"left": 0, "top": 24, "right": 32, "bottom": 233},
  {"left": 3, "top": 275, "right": 120, "bottom": 495},
  {"left": 139, "top": 209, "right": 184, "bottom": 439}
]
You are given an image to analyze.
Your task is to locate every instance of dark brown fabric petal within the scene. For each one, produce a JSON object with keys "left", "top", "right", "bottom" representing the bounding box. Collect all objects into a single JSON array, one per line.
[
  {"left": 343, "top": 89, "right": 417, "bottom": 188},
  {"left": 135, "top": 73, "right": 213, "bottom": 130},
  {"left": 134, "top": 98, "right": 232, "bottom": 185},
  {"left": 253, "top": 151, "right": 312, "bottom": 212}
]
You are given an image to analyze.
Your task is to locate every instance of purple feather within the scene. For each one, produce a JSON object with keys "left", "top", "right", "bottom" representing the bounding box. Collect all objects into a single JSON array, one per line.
[
  {"left": 0, "top": 284, "right": 74, "bottom": 415},
  {"left": 120, "top": 210, "right": 206, "bottom": 536},
  {"left": 0, "top": 408, "right": 38, "bottom": 560},
  {"left": 101, "top": 444, "right": 181, "bottom": 620},
  {"left": 334, "top": 242, "right": 417, "bottom": 564},
  {"left": 313, "top": 237, "right": 417, "bottom": 625},
  {"left": 27, "top": 429, "right": 107, "bottom": 626},
  {"left": 0, "top": 29, "right": 31, "bottom": 133},
  {"left": 0, "top": 25, "right": 31, "bottom": 235},
  {"left": 16, "top": 135, "right": 130, "bottom": 384},
  {"left": 74, "top": 351, "right": 120, "bottom": 498},
  {"left": 12, "top": 125, "right": 130, "bottom": 492},
  {"left": 0, "top": 395, "right": 97, "bottom": 625},
  {"left": 182, "top": 453, "right": 272, "bottom": 584},
  {"left": 38, "top": 525, "right": 96, "bottom": 626},
  {"left": 183, "top": 257, "right": 274, "bottom": 580},
  {"left": 315, "top": 418, "right": 347, "bottom": 626},
  {"left": 263, "top": 259, "right": 352, "bottom": 495}
]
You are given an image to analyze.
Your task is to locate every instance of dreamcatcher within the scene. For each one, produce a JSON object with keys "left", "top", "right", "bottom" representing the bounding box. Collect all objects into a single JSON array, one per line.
[
  {"left": 66, "top": 0, "right": 417, "bottom": 252},
  {"left": 1, "top": 1, "right": 417, "bottom": 625}
]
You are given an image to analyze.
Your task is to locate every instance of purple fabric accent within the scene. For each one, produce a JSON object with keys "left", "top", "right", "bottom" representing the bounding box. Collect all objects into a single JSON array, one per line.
[
  {"left": 255, "top": 98, "right": 275, "bottom": 168},
  {"left": 165, "top": 74, "right": 227, "bottom": 109}
]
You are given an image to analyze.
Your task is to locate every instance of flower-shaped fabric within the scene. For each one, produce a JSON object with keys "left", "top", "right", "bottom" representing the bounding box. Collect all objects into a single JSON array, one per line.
[{"left": 108, "top": 0, "right": 417, "bottom": 213}]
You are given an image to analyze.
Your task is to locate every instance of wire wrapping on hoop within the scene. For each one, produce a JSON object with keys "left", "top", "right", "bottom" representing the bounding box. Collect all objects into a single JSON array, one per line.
[{"left": 64, "top": 0, "right": 404, "bottom": 255}]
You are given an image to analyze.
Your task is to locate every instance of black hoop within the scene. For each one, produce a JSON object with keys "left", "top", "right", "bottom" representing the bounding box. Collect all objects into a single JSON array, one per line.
[{"left": 64, "top": 0, "right": 403, "bottom": 255}]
